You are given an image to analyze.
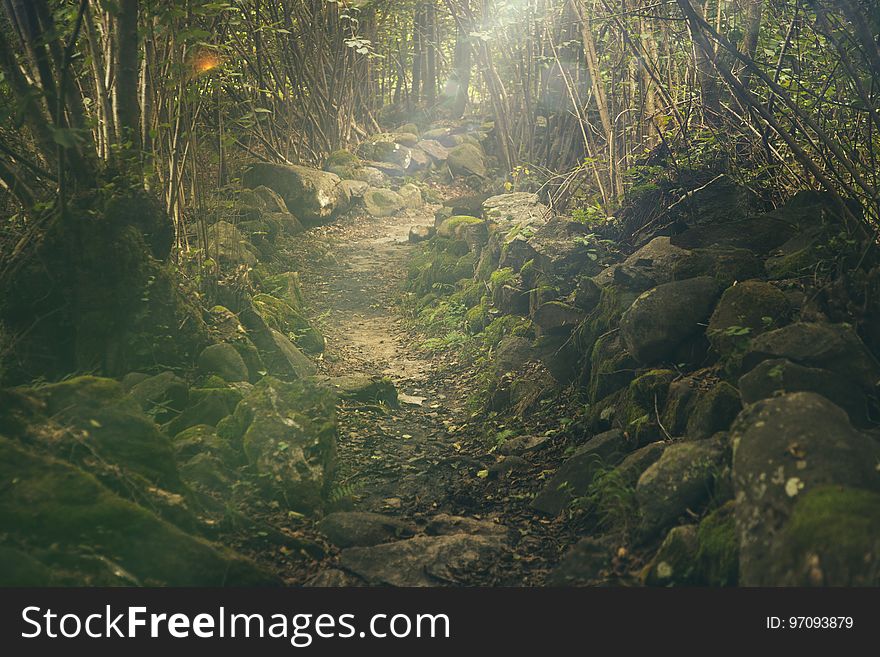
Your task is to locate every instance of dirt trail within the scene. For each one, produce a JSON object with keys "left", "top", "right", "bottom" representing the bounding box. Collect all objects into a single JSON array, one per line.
[{"left": 296, "top": 189, "right": 474, "bottom": 515}]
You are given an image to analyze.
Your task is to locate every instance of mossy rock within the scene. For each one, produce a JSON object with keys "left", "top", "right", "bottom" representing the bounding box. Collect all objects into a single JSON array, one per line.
[
  {"left": 465, "top": 297, "right": 491, "bottom": 333},
  {"left": 766, "top": 486, "right": 880, "bottom": 586},
  {"left": 685, "top": 381, "right": 741, "bottom": 441},
  {"left": 635, "top": 437, "right": 725, "bottom": 541},
  {"left": 643, "top": 525, "right": 700, "bottom": 586},
  {"left": 128, "top": 371, "right": 189, "bottom": 423},
  {"left": 447, "top": 143, "right": 487, "bottom": 178},
  {"left": 164, "top": 385, "right": 243, "bottom": 436},
  {"left": 198, "top": 343, "right": 250, "bottom": 382},
  {"left": 707, "top": 281, "right": 791, "bottom": 358},
  {"left": 696, "top": 501, "right": 738, "bottom": 586},
  {"left": 587, "top": 333, "right": 639, "bottom": 404},
  {"left": 0, "top": 437, "right": 276, "bottom": 586},
  {"left": 229, "top": 377, "right": 337, "bottom": 512},
  {"left": 363, "top": 187, "right": 406, "bottom": 217},
  {"left": 253, "top": 293, "right": 324, "bottom": 354},
  {"left": 318, "top": 375, "right": 398, "bottom": 406},
  {"left": 437, "top": 215, "right": 485, "bottom": 240},
  {"left": 324, "top": 150, "right": 361, "bottom": 170},
  {"left": 263, "top": 271, "right": 306, "bottom": 311},
  {"left": 172, "top": 424, "right": 239, "bottom": 464},
  {"left": 34, "top": 376, "right": 182, "bottom": 491},
  {"left": 616, "top": 369, "right": 676, "bottom": 445}
]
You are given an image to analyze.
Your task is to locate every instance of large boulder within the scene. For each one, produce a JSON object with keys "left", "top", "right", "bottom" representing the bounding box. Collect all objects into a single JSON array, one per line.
[
  {"left": 127, "top": 371, "right": 189, "bottom": 423},
  {"left": 197, "top": 343, "right": 250, "bottom": 382},
  {"left": 339, "top": 533, "right": 503, "bottom": 586},
  {"left": 707, "top": 281, "right": 791, "bottom": 357},
  {"left": 763, "top": 486, "right": 880, "bottom": 586},
  {"left": 731, "top": 392, "right": 880, "bottom": 585},
  {"left": 398, "top": 183, "right": 423, "bottom": 209},
  {"left": 0, "top": 437, "right": 276, "bottom": 586},
  {"left": 447, "top": 143, "right": 486, "bottom": 178},
  {"left": 416, "top": 139, "right": 449, "bottom": 162},
  {"left": 738, "top": 358, "right": 870, "bottom": 427},
  {"left": 34, "top": 377, "right": 182, "bottom": 492},
  {"left": 620, "top": 276, "right": 722, "bottom": 364},
  {"left": 363, "top": 187, "right": 405, "bottom": 217},
  {"left": 528, "top": 217, "right": 606, "bottom": 282},
  {"left": 635, "top": 437, "right": 726, "bottom": 541},
  {"left": 619, "top": 236, "right": 692, "bottom": 286},
  {"left": 226, "top": 377, "right": 337, "bottom": 512},
  {"left": 242, "top": 163, "right": 348, "bottom": 224},
  {"left": 740, "top": 322, "right": 880, "bottom": 390},
  {"left": 482, "top": 192, "right": 550, "bottom": 229}
]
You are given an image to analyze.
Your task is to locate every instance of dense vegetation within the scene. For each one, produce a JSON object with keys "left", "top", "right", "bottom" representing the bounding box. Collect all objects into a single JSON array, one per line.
[{"left": 0, "top": 1, "right": 878, "bottom": 586}]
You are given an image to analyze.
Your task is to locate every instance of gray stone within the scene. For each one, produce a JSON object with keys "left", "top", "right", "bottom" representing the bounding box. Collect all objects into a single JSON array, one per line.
[
  {"left": 741, "top": 322, "right": 880, "bottom": 390},
  {"left": 447, "top": 143, "right": 486, "bottom": 178},
  {"left": 635, "top": 437, "right": 725, "bottom": 540},
  {"left": 738, "top": 358, "right": 870, "bottom": 427},
  {"left": 620, "top": 276, "right": 721, "bottom": 364},
  {"left": 340, "top": 534, "right": 503, "bottom": 586},
  {"left": 318, "top": 512, "right": 415, "bottom": 548},
  {"left": 198, "top": 343, "right": 250, "bottom": 382},
  {"left": 731, "top": 392, "right": 880, "bottom": 586},
  {"left": 363, "top": 187, "right": 405, "bottom": 217},
  {"left": 398, "top": 183, "right": 423, "bottom": 209},
  {"left": 417, "top": 139, "right": 449, "bottom": 162},
  {"left": 242, "top": 163, "right": 348, "bottom": 224}
]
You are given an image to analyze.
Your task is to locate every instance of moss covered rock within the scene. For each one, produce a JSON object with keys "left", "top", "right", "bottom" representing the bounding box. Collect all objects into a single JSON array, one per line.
[
  {"left": 447, "top": 143, "right": 486, "bottom": 178},
  {"left": 740, "top": 322, "right": 880, "bottom": 390},
  {"left": 35, "top": 376, "right": 182, "bottom": 491},
  {"left": 765, "top": 486, "right": 880, "bottom": 586},
  {"left": 696, "top": 501, "right": 739, "bottom": 586},
  {"left": 731, "top": 392, "right": 880, "bottom": 585},
  {"left": 635, "top": 437, "right": 725, "bottom": 541},
  {"left": 228, "top": 377, "right": 337, "bottom": 512},
  {"left": 738, "top": 358, "right": 870, "bottom": 427},
  {"left": 127, "top": 371, "right": 189, "bottom": 423},
  {"left": 620, "top": 276, "right": 721, "bottom": 364},
  {"left": 707, "top": 281, "right": 791, "bottom": 357},
  {"left": 363, "top": 187, "right": 406, "bottom": 217},
  {"left": 242, "top": 163, "right": 348, "bottom": 224},
  {"left": 643, "top": 525, "right": 700, "bottom": 586},
  {"left": 685, "top": 381, "right": 741, "bottom": 441},
  {"left": 198, "top": 343, "right": 250, "bottom": 382},
  {"left": 0, "top": 437, "right": 276, "bottom": 586}
]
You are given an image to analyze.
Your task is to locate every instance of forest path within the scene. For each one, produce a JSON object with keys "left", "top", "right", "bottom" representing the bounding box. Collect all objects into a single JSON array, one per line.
[
  {"left": 286, "top": 184, "right": 558, "bottom": 586},
  {"left": 297, "top": 189, "right": 467, "bottom": 513}
]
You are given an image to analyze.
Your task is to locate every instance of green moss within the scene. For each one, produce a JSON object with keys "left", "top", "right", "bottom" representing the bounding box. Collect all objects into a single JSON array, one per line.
[
  {"left": 489, "top": 267, "right": 516, "bottom": 291},
  {"left": 465, "top": 297, "right": 491, "bottom": 333},
  {"left": 34, "top": 377, "right": 182, "bottom": 491},
  {"left": 262, "top": 272, "right": 306, "bottom": 311},
  {"left": 437, "top": 215, "right": 484, "bottom": 239},
  {"left": 643, "top": 525, "right": 700, "bottom": 586},
  {"left": 324, "top": 150, "right": 361, "bottom": 169},
  {"left": 587, "top": 333, "right": 638, "bottom": 403},
  {"left": 0, "top": 437, "right": 275, "bottom": 586},
  {"left": 773, "top": 486, "right": 880, "bottom": 585},
  {"left": 696, "top": 501, "right": 738, "bottom": 586},
  {"left": 164, "top": 386, "right": 242, "bottom": 436},
  {"left": 618, "top": 369, "right": 676, "bottom": 444},
  {"left": 252, "top": 293, "right": 324, "bottom": 354},
  {"left": 450, "top": 279, "right": 486, "bottom": 308},
  {"left": 482, "top": 315, "right": 532, "bottom": 349}
]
